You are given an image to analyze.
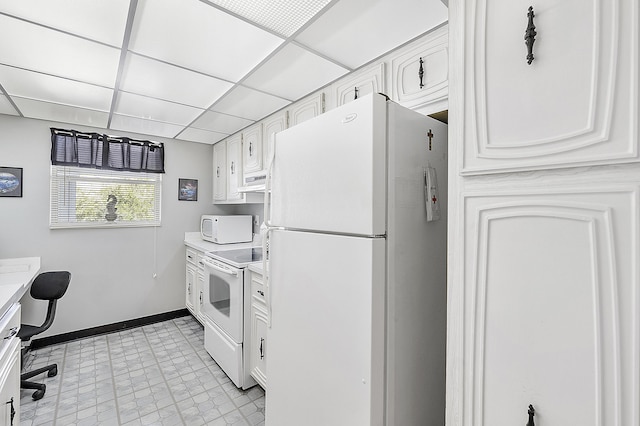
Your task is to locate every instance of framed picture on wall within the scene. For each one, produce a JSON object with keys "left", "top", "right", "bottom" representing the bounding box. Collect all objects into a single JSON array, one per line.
[
  {"left": 178, "top": 178, "right": 198, "bottom": 201},
  {"left": 0, "top": 167, "right": 23, "bottom": 198}
]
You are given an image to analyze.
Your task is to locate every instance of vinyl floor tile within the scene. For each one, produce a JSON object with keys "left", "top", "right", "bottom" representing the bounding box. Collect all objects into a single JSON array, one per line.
[{"left": 19, "top": 315, "right": 265, "bottom": 426}]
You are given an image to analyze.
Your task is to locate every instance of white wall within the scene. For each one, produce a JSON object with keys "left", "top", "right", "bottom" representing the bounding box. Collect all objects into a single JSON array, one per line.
[{"left": 0, "top": 114, "right": 235, "bottom": 338}]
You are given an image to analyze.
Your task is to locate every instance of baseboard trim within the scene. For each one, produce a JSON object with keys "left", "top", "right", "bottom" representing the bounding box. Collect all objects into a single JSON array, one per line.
[{"left": 29, "top": 308, "right": 191, "bottom": 350}]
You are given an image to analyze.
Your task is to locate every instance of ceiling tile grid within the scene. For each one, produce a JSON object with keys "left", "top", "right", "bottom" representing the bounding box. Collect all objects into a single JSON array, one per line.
[{"left": 0, "top": 0, "right": 447, "bottom": 144}]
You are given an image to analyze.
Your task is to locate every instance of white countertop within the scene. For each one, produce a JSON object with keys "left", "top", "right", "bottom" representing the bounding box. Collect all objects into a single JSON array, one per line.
[
  {"left": 0, "top": 257, "right": 41, "bottom": 317},
  {"left": 184, "top": 232, "right": 261, "bottom": 253}
]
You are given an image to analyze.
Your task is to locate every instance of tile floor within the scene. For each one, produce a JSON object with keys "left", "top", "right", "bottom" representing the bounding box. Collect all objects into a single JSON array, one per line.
[{"left": 19, "top": 315, "right": 265, "bottom": 425}]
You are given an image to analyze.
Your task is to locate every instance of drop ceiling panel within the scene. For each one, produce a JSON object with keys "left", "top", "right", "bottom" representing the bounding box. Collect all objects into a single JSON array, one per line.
[
  {"left": 295, "top": 0, "right": 448, "bottom": 69},
  {"left": 13, "top": 98, "right": 109, "bottom": 128},
  {"left": 0, "top": 95, "right": 18, "bottom": 116},
  {"left": 0, "top": 15, "right": 121, "bottom": 87},
  {"left": 114, "top": 92, "right": 204, "bottom": 125},
  {"left": 0, "top": 65, "right": 113, "bottom": 112},
  {"left": 110, "top": 114, "right": 185, "bottom": 139},
  {"left": 191, "top": 110, "right": 254, "bottom": 134},
  {"left": 0, "top": 0, "right": 130, "bottom": 46},
  {"left": 119, "top": 54, "right": 234, "bottom": 108},
  {"left": 129, "top": 0, "right": 285, "bottom": 82},
  {"left": 178, "top": 127, "right": 229, "bottom": 144},
  {"left": 244, "top": 43, "right": 348, "bottom": 101},
  {"left": 211, "top": 86, "right": 290, "bottom": 121},
  {"left": 206, "top": 0, "right": 332, "bottom": 37}
]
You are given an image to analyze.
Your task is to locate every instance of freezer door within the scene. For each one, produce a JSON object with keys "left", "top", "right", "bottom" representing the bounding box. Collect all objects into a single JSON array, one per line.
[
  {"left": 268, "top": 93, "right": 387, "bottom": 236},
  {"left": 265, "top": 229, "right": 386, "bottom": 426}
]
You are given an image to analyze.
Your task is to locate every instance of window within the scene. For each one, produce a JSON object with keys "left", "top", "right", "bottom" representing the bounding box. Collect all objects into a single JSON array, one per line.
[{"left": 50, "top": 166, "right": 162, "bottom": 229}]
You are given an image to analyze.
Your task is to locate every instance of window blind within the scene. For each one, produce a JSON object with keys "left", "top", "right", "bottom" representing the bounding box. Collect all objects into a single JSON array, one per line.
[{"left": 50, "top": 166, "right": 162, "bottom": 229}]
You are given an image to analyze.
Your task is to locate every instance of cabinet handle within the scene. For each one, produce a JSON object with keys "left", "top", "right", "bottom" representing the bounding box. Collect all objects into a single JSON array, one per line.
[
  {"left": 216, "top": 166, "right": 220, "bottom": 178},
  {"left": 6, "top": 398, "right": 15, "bottom": 425},
  {"left": 526, "top": 404, "right": 535, "bottom": 426},
  {"left": 354, "top": 86, "right": 359, "bottom": 100},
  {"left": 3, "top": 327, "right": 17, "bottom": 340},
  {"left": 418, "top": 57, "right": 425, "bottom": 88},
  {"left": 231, "top": 161, "right": 235, "bottom": 174},
  {"left": 259, "top": 338, "right": 264, "bottom": 359},
  {"left": 199, "top": 291, "right": 203, "bottom": 305},
  {"left": 257, "top": 290, "right": 264, "bottom": 296},
  {"left": 249, "top": 142, "right": 253, "bottom": 156},
  {"left": 525, "top": 6, "right": 536, "bottom": 65}
]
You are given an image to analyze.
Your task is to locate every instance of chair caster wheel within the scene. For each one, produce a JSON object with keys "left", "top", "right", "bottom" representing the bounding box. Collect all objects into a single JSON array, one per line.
[
  {"left": 47, "top": 366, "right": 57, "bottom": 377},
  {"left": 32, "top": 387, "right": 45, "bottom": 401}
]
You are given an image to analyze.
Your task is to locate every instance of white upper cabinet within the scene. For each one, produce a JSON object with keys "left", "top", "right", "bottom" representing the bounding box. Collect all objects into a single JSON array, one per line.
[
  {"left": 242, "top": 124, "right": 263, "bottom": 174},
  {"left": 262, "top": 110, "right": 288, "bottom": 170},
  {"left": 226, "top": 134, "right": 243, "bottom": 201},
  {"left": 333, "top": 63, "right": 386, "bottom": 107},
  {"left": 288, "top": 93, "right": 325, "bottom": 127},
  {"left": 212, "top": 141, "right": 227, "bottom": 202},
  {"left": 389, "top": 24, "right": 448, "bottom": 115},
  {"left": 461, "top": 1, "right": 639, "bottom": 174}
]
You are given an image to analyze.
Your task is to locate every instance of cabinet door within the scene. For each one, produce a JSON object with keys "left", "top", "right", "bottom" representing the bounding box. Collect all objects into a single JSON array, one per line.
[
  {"left": 262, "top": 111, "right": 288, "bottom": 170},
  {"left": 243, "top": 124, "right": 263, "bottom": 174},
  {"left": 185, "top": 264, "right": 196, "bottom": 316},
  {"left": 461, "top": 1, "right": 638, "bottom": 174},
  {"left": 334, "top": 63, "right": 386, "bottom": 107},
  {"left": 212, "top": 142, "right": 227, "bottom": 202},
  {"left": 390, "top": 25, "right": 448, "bottom": 115},
  {"left": 226, "top": 135, "right": 243, "bottom": 201},
  {"left": 250, "top": 303, "right": 268, "bottom": 389},
  {"left": 0, "top": 340, "right": 20, "bottom": 426},
  {"left": 288, "top": 93, "right": 324, "bottom": 127},
  {"left": 196, "top": 271, "right": 205, "bottom": 323},
  {"left": 458, "top": 184, "right": 637, "bottom": 426}
]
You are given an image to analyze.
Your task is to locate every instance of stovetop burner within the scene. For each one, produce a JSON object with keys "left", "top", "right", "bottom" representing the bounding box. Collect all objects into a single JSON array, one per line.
[{"left": 206, "top": 247, "right": 262, "bottom": 268}]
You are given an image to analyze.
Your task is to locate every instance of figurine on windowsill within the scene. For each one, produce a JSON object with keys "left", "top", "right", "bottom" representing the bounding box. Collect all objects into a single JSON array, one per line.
[{"left": 105, "top": 194, "right": 118, "bottom": 222}]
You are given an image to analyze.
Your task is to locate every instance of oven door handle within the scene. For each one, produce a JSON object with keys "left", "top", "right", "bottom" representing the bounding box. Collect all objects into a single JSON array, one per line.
[{"left": 202, "top": 258, "right": 238, "bottom": 276}]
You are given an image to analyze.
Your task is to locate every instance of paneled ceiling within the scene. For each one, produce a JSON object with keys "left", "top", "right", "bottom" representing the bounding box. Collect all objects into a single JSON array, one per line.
[{"left": 0, "top": 0, "right": 447, "bottom": 144}]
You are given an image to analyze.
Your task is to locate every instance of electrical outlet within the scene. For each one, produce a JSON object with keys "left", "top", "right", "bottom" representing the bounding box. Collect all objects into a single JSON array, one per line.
[{"left": 253, "top": 215, "right": 259, "bottom": 226}]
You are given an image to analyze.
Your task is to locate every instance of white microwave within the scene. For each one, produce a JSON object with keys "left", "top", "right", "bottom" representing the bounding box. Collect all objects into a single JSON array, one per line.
[{"left": 201, "top": 215, "right": 253, "bottom": 244}]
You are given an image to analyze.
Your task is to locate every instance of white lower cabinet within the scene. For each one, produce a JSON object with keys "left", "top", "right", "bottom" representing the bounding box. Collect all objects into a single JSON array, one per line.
[
  {"left": 0, "top": 340, "right": 20, "bottom": 426},
  {"left": 185, "top": 248, "right": 205, "bottom": 324},
  {"left": 249, "top": 268, "right": 267, "bottom": 389},
  {"left": 0, "top": 305, "right": 21, "bottom": 426}
]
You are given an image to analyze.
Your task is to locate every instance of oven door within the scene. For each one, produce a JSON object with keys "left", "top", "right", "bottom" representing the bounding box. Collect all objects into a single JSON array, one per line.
[{"left": 201, "top": 257, "right": 244, "bottom": 343}]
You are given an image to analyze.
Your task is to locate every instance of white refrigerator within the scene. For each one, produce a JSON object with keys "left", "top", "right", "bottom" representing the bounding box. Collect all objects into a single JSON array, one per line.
[{"left": 263, "top": 93, "right": 447, "bottom": 426}]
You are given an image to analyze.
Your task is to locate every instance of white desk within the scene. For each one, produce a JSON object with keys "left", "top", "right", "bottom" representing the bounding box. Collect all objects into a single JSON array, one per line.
[{"left": 0, "top": 257, "right": 41, "bottom": 316}]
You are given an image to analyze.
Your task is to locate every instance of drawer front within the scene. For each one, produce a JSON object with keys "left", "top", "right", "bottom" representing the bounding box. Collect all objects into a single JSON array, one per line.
[
  {"left": 0, "top": 303, "right": 20, "bottom": 363},
  {"left": 251, "top": 271, "right": 265, "bottom": 305},
  {"left": 186, "top": 248, "right": 197, "bottom": 266}
]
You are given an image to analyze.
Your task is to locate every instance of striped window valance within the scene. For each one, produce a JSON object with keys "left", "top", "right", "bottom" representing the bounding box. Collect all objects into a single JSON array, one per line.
[{"left": 50, "top": 128, "right": 165, "bottom": 173}]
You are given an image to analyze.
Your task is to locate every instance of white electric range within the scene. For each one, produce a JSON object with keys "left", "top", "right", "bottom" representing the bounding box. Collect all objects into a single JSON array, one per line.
[{"left": 200, "top": 246, "right": 262, "bottom": 389}]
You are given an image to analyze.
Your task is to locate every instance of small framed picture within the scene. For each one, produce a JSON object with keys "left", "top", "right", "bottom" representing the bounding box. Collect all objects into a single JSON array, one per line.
[
  {"left": 178, "top": 178, "right": 198, "bottom": 201},
  {"left": 0, "top": 167, "right": 23, "bottom": 198}
]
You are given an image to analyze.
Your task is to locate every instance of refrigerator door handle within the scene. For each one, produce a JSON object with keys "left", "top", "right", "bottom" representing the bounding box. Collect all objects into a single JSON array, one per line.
[
  {"left": 263, "top": 134, "right": 275, "bottom": 228},
  {"left": 262, "top": 226, "right": 273, "bottom": 327}
]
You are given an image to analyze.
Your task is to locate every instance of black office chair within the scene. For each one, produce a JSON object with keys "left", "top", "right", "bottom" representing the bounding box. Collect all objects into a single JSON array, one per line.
[{"left": 18, "top": 271, "right": 70, "bottom": 400}]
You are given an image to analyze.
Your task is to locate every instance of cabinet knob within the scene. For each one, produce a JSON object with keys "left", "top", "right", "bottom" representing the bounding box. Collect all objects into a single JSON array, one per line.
[
  {"left": 525, "top": 6, "right": 537, "bottom": 65},
  {"left": 6, "top": 397, "right": 15, "bottom": 425},
  {"left": 526, "top": 404, "right": 535, "bottom": 426},
  {"left": 418, "top": 57, "right": 425, "bottom": 88}
]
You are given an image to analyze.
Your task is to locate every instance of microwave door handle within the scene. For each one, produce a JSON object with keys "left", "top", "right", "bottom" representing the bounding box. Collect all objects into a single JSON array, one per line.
[{"left": 202, "top": 258, "right": 238, "bottom": 276}]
